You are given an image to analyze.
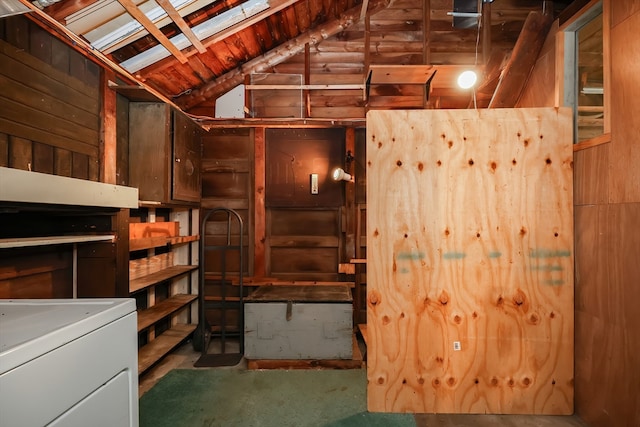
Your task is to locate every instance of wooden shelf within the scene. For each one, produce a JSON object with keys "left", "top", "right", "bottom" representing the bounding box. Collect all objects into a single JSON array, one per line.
[
  {"left": 0, "top": 235, "right": 115, "bottom": 249},
  {"left": 138, "top": 323, "right": 197, "bottom": 374},
  {"left": 129, "top": 265, "right": 198, "bottom": 293},
  {"left": 129, "top": 235, "right": 198, "bottom": 251},
  {"left": 137, "top": 294, "right": 198, "bottom": 331}
]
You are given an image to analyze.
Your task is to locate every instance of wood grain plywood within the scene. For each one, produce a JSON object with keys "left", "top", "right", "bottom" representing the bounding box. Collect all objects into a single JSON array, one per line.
[
  {"left": 609, "top": 9, "right": 640, "bottom": 203},
  {"left": 366, "top": 108, "right": 574, "bottom": 414}
]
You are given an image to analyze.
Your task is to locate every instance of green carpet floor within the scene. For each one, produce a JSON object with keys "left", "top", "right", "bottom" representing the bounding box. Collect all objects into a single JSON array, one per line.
[{"left": 139, "top": 369, "right": 416, "bottom": 427}]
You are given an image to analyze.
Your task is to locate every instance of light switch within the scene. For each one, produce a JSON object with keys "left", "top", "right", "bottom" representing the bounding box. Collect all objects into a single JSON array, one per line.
[{"left": 310, "top": 174, "right": 319, "bottom": 194}]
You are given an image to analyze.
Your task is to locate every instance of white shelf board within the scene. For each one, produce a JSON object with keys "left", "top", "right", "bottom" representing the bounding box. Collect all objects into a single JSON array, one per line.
[
  {"left": 0, "top": 167, "right": 138, "bottom": 209},
  {"left": 0, "top": 235, "right": 116, "bottom": 249}
]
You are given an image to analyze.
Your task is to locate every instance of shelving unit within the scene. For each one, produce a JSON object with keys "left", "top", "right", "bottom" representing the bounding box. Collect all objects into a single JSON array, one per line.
[{"left": 129, "top": 209, "right": 199, "bottom": 375}]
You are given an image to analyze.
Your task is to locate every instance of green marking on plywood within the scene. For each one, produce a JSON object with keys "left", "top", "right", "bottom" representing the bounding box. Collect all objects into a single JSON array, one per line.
[
  {"left": 443, "top": 252, "right": 466, "bottom": 260},
  {"left": 488, "top": 251, "right": 502, "bottom": 259},
  {"left": 529, "top": 249, "right": 571, "bottom": 258},
  {"left": 544, "top": 279, "right": 565, "bottom": 286},
  {"left": 532, "top": 264, "right": 564, "bottom": 271},
  {"left": 396, "top": 251, "right": 425, "bottom": 260},
  {"left": 400, "top": 267, "right": 409, "bottom": 274}
]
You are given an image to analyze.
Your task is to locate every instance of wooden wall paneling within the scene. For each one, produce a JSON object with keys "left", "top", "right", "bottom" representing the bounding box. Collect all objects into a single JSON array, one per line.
[
  {"left": 54, "top": 147, "right": 72, "bottom": 177},
  {"left": 573, "top": 144, "right": 609, "bottom": 206},
  {"left": 116, "top": 94, "right": 130, "bottom": 186},
  {"left": 33, "top": 142, "right": 54, "bottom": 174},
  {"left": 102, "top": 69, "right": 117, "bottom": 184},
  {"left": 366, "top": 108, "right": 574, "bottom": 414},
  {"left": 72, "top": 152, "right": 89, "bottom": 180},
  {"left": 604, "top": 202, "right": 640, "bottom": 423},
  {"left": 0, "top": 247, "right": 73, "bottom": 299},
  {"left": 574, "top": 204, "right": 609, "bottom": 339},
  {"left": 267, "top": 208, "right": 341, "bottom": 281},
  {"left": 76, "top": 242, "right": 117, "bottom": 297},
  {"left": 516, "top": 21, "right": 559, "bottom": 109},
  {"left": 610, "top": 0, "right": 640, "bottom": 28},
  {"left": 0, "top": 133, "right": 7, "bottom": 166},
  {"left": 9, "top": 136, "right": 31, "bottom": 170},
  {"left": 4, "top": 16, "right": 28, "bottom": 51},
  {"left": 608, "top": 8, "right": 640, "bottom": 203},
  {"left": 265, "top": 128, "right": 344, "bottom": 207}
]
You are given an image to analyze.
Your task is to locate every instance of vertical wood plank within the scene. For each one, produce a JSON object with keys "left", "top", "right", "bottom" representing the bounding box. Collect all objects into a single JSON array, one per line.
[
  {"left": 0, "top": 133, "right": 8, "bottom": 167},
  {"left": 101, "top": 69, "right": 117, "bottom": 184},
  {"left": 9, "top": 136, "right": 32, "bottom": 170},
  {"left": 72, "top": 151, "right": 89, "bottom": 179},
  {"left": 609, "top": 8, "right": 640, "bottom": 203},
  {"left": 366, "top": 108, "right": 574, "bottom": 414},
  {"left": 345, "top": 127, "right": 356, "bottom": 260},
  {"left": 32, "top": 142, "right": 53, "bottom": 174},
  {"left": 254, "top": 127, "right": 266, "bottom": 277},
  {"left": 54, "top": 147, "right": 72, "bottom": 177}
]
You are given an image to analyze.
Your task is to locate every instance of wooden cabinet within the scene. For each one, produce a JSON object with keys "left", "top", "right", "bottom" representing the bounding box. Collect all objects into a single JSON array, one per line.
[
  {"left": 129, "top": 102, "right": 202, "bottom": 204},
  {"left": 129, "top": 208, "right": 199, "bottom": 375}
]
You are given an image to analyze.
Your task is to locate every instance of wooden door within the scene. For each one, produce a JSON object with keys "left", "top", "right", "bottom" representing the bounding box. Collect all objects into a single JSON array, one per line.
[{"left": 366, "top": 108, "right": 574, "bottom": 414}]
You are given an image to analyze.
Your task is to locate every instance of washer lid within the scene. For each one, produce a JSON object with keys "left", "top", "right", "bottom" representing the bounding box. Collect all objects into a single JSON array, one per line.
[{"left": 0, "top": 298, "right": 136, "bottom": 373}]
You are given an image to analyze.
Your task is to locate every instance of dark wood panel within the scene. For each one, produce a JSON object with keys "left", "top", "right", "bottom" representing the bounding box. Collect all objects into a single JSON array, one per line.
[
  {"left": 270, "top": 208, "right": 339, "bottom": 236},
  {"left": 202, "top": 172, "right": 250, "bottom": 198},
  {"left": 0, "top": 97, "right": 99, "bottom": 145},
  {"left": 0, "top": 40, "right": 99, "bottom": 112},
  {"left": 9, "top": 135, "right": 31, "bottom": 170},
  {"left": 32, "top": 142, "right": 54, "bottom": 174},
  {"left": 72, "top": 151, "right": 89, "bottom": 180},
  {"left": 0, "top": 73, "right": 100, "bottom": 132},
  {"left": 54, "top": 147, "right": 73, "bottom": 177},
  {"left": 270, "top": 247, "right": 338, "bottom": 275},
  {"left": 266, "top": 128, "right": 345, "bottom": 207},
  {"left": 0, "top": 118, "right": 98, "bottom": 158},
  {"left": 0, "top": 133, "right": 7, "bottom": 166},
  {"left": 203, "top": 129, "right": 252, "bottom": 159}
]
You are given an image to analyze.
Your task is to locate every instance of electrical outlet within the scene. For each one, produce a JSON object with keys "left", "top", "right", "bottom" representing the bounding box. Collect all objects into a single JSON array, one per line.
[{"left": 310, "top": 174, "right": 319, "bottom": 194}]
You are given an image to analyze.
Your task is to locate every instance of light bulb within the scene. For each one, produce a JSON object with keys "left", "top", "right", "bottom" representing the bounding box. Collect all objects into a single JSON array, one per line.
[{"left": 457, "top": 70, "right": 478, "bottom": 89}]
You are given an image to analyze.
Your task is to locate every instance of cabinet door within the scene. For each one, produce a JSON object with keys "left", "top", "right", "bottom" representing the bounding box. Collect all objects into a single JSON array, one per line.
[
  {"left": 129, "top": 103, "right": 171, "bottom": 202},
  {"left": 172, "top": 111, "right": 202, "bottom": 202}
]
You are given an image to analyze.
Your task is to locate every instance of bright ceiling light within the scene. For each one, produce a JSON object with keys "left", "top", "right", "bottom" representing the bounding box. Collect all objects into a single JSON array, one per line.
[{"left": 457, "top": 70, "right": 478, "bottom": 89}]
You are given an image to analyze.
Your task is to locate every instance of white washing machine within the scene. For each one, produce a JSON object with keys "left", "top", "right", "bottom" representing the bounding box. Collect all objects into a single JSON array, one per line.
[{"left": 0, "top": 299, "right": 138, "bottom": 427}]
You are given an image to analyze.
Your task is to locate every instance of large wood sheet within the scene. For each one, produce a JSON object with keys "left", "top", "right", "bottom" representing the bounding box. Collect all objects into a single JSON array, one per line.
[{"left": 366, "top": 108, "right": 573, "bottom": 414}]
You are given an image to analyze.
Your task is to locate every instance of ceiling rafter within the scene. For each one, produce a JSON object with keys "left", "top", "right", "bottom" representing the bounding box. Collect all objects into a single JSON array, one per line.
[
  {"left": 176, "top": 0, "right": 392, "bottom": 109},
  {"left": 133, "top": 0, "right": 303, "bottom": 77},
  {"left": 155, "top": 0, "right": 207, "bottom": 53},
  {"left": 116, "top": 0, "right": 188, "bottom": 63}
]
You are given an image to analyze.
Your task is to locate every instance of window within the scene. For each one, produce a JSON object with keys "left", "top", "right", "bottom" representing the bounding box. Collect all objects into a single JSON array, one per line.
[{"left": 562, "top": 1, "right": 606, "bottom": 144}]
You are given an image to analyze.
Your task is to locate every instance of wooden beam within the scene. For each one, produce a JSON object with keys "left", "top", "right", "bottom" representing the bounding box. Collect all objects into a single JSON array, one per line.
[
  {"left": 155, "top": 0, "right": 207, "bottom": 54},
  {"left": 488, "top": 11, "right": 553, "bottom": 108},
  {"left": 481, "top": 0, "right": 491, "bottom": 64},
  {"left": 423, "top": 0, "right": 430, "bottom": 65},
  {"left": 176, "top": 0, "right": 391, "bottom": 110},
  {"left": 116, "top": 0, "right": 189, "bottom": 63},
  {"left": 139, "top": 0, "right": 300, "bottom": 76},
  {"left": 101, "top": 69, "right": 117, "bottom": 184},
  {"left": 253, "top": 127, "right": 266, "bottom": 278}
]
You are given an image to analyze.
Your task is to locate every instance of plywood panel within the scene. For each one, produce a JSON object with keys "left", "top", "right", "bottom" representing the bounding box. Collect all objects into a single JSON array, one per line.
[
  {"left": 366, "top": 108, "right": 574, "bottom": 414},
  {"left": 573, "top": 143, "right": 608, "bottom": 206},
  {"left": 609, "top": 9, "right": 640, "bottom": 203}
]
